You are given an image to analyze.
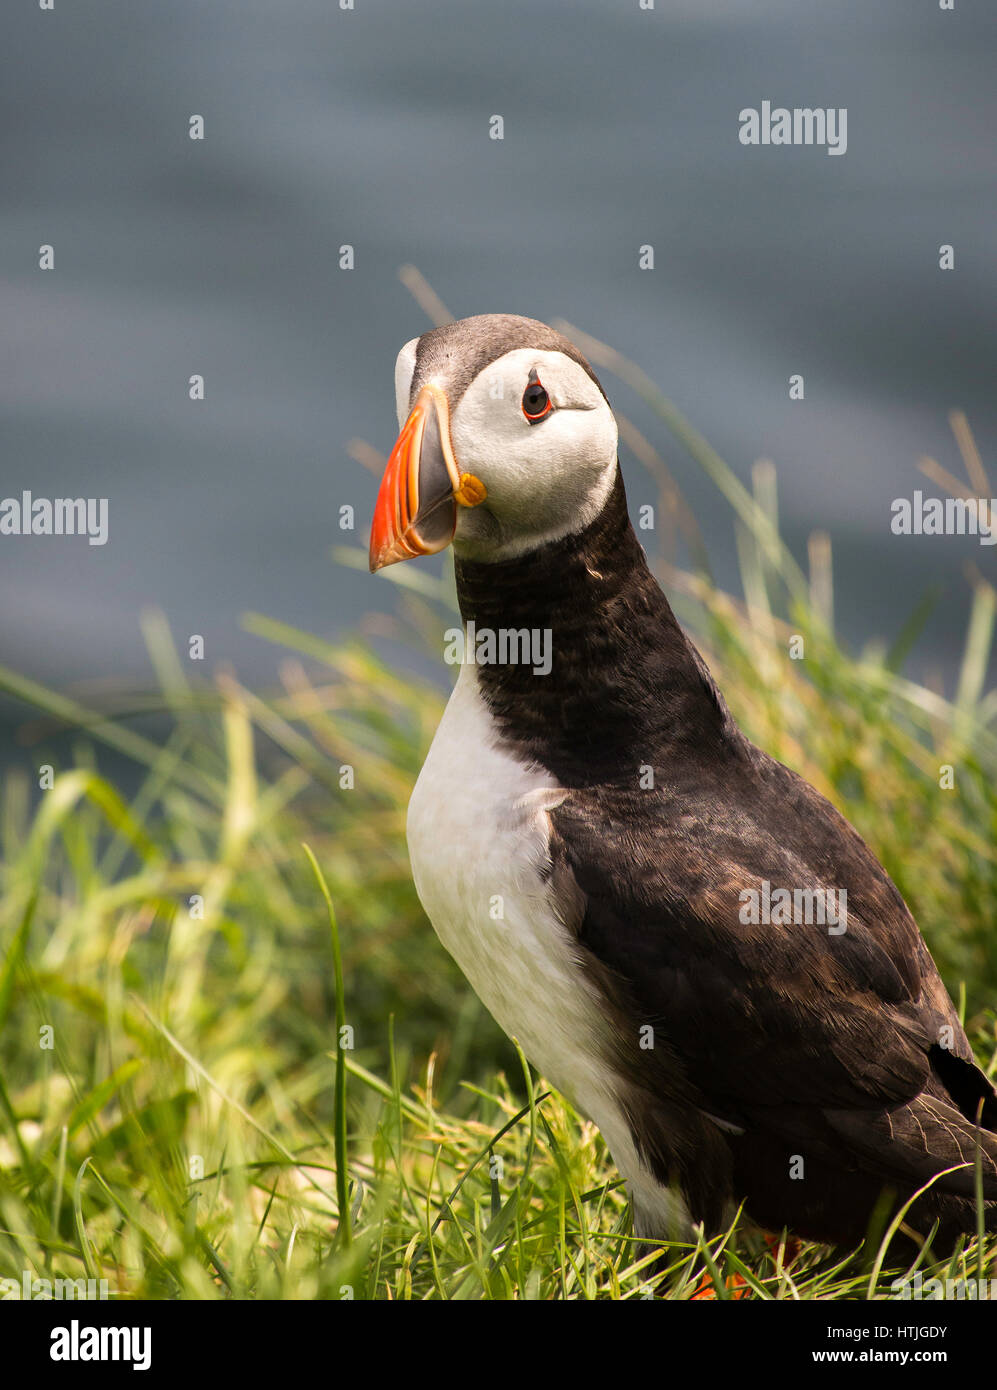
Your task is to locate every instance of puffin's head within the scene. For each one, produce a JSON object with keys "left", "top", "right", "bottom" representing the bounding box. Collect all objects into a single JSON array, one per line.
[{"left": 369, "top": 313, "right": 618, "bottom": 570}]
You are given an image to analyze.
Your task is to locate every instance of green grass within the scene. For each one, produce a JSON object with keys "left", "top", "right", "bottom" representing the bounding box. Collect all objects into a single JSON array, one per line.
[{"left": 1, "top": 324, "right": 995, "bottom": 1299}]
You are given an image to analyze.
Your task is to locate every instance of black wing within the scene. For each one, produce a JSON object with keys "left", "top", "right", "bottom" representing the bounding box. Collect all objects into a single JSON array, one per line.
[{"left": 548, "top": 740, "right": 997, "bottom": 1205}]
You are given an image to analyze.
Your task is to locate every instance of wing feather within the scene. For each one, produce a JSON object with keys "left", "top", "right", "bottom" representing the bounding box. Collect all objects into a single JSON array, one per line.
[{"left": 547, "top": 743, "right": 997, "bottom": 1198}]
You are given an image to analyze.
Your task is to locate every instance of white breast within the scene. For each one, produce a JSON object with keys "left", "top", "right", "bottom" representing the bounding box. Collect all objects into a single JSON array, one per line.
[{"left": 406, "top": 663, "right": 690, "bottom": 1238}]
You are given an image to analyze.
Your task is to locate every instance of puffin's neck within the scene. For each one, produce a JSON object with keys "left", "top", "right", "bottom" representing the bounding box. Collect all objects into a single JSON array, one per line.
[{"left": 453, "top": 467, "right": 735, "bottom": 784}]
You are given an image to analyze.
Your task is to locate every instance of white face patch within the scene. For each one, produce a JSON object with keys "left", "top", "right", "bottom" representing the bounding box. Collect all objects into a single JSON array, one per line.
[
  {"left": 394, "top": 337, "right": 419, "bottom": 428},
  {"left": 448, "top": 348, "right": 619, "bottom": 561}
]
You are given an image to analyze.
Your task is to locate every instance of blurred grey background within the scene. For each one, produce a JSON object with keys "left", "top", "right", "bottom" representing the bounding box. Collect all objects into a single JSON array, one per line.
[{"left": 3, "top": 0, "right": 996, "bottom": 754}]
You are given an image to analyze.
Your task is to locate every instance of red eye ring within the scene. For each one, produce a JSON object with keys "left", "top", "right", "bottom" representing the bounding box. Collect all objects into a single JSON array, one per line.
[{"left": 522, "top": 370, "right": 553, "bottom": 423}]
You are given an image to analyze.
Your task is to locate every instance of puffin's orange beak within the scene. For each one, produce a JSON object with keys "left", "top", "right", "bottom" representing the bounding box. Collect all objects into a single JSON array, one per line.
[{"left": 369, "top": 384, "right": 487, "bottom": 572}]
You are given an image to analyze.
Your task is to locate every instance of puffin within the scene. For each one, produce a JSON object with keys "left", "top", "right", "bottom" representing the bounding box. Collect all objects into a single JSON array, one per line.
[{"left": 369, "top": 312, "right": 997, "bottom": 1250}]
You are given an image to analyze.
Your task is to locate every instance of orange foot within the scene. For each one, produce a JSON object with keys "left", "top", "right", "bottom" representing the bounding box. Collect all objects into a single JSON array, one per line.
[
  {"left": 690, "top": 1271, "right": 751, "bottom": 1300},
  {"left": 689, "top": 1234, "right": 800, "bottom": 1299},
  {"left": 765, "top": 1233, "right": 801, "bottom": 1263}
]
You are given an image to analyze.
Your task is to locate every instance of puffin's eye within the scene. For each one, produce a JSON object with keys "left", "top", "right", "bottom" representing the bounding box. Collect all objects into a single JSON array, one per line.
[{"left": 521, "top": 370, "right": 553, "bottom": 424}]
